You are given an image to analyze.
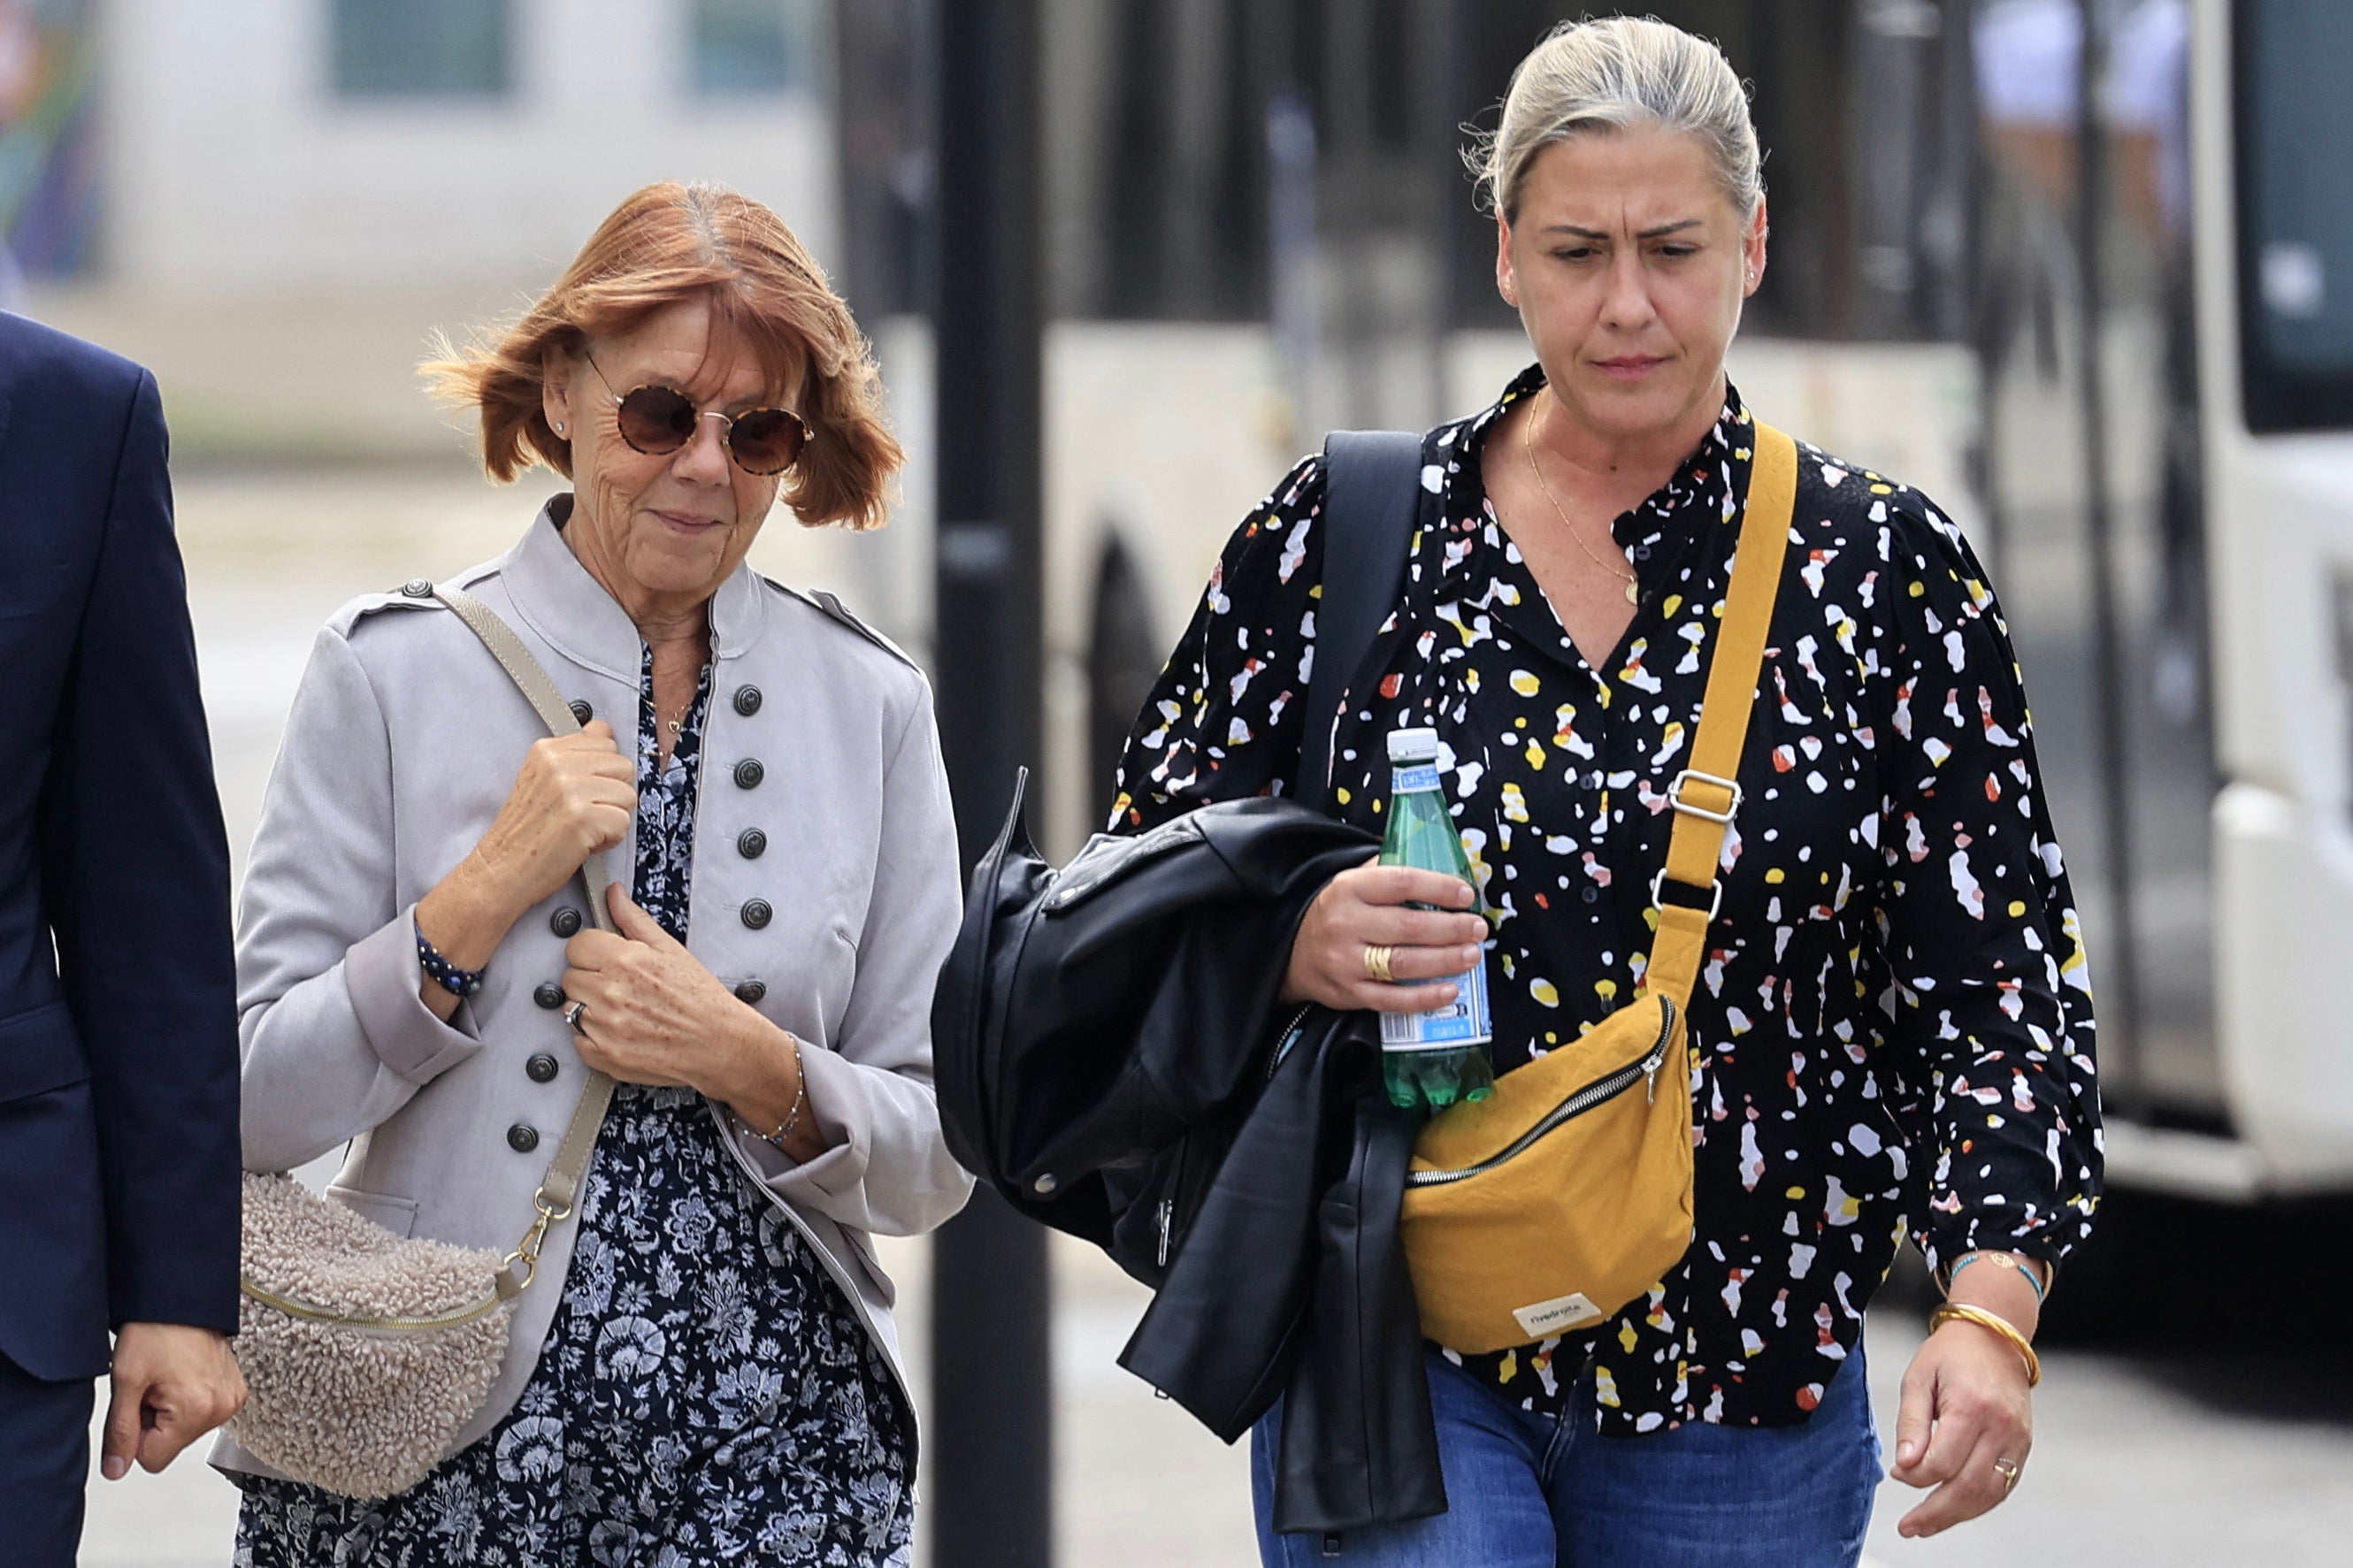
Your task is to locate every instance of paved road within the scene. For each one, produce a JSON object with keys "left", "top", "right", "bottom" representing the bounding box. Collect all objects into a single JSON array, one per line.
[{"left": 77, "top": 470, "right": 2353, "bottom": 1565}]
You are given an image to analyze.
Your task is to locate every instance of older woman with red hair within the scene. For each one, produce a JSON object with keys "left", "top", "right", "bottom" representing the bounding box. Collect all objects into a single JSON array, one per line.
[{"left": 219, "top": 182, "right": 969, "bottom": 1564}]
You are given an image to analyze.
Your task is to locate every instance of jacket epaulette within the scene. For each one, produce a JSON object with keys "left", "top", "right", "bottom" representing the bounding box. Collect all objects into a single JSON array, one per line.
[{"left": 764, "top": 578, "right": 921, "bottom": 672}]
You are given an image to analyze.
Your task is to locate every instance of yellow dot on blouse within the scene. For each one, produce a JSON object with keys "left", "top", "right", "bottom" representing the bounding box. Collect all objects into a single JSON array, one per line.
[
  {"left": 1765, "top": 868, "right": 1785, "bottom": 883},
  {"left": 1595, "top": 978, "right": 1618, "bottom": 1001},
  {"left": 1870, "top": 483, "right": 1894, "bottom": 494},
  {"left": 1662, "top": 594, "right": 1683, "bottom": 616},
  {"left": 1618, "top": 1323, "right": 1639, "bottom": 1353},
  {"left": 1909, "top": 581, "right": 1927, "bottom": 597},
  {"left": 1785, "top": 1185, "right": 1806, "bottom": 1200},
  {"left": 2009, "top": 900, "right": 2027, "bottom": 917},
  {"left": 1335, "top": 787, "right": 1351, "bottom": 804},
  {"left": 1530, "top": 978, "right": 1561, "bottom": 1008},
  {"left": 1525, "top": 740, "right": 1547, "bottom": 770},
  {"left": 1510, "top": 669, "right": 1542, "bottom": 697}
]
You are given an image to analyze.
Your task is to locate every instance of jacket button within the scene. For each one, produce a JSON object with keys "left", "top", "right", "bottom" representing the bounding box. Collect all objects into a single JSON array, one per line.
[
  {"left": 533, "top": 982, "right": 565, "bottom": 1010},
  {"left": 525, "top": 1053, "right": 560, "bottom": 1083},
  {"left": 507, "top": 1123, "right": 540, "bottom": 1153},
  {"left": 734, "top": 979, "right": 767, "bottom": 1004},
  {"left": 737, "top": 828, "right": 767, "bottom": 860},
  {"left": 550, "top": 907, "right": 583, "bottom": 938},
  {"left": 733, "top": 759, "right": 764, "bottom": 790},
  {"left": 740, "top": 899, "right": 773, "bottom": 930},
  {"left": 1033, "top": 1174, "right": 1058, "bottom": 1196},
  {"left": 568, "top": 699, "right": 594, "bottom": 726},
  {"left": 733, "top": 685, "right": 763, "bottom": 716},
  {"left": 401, "top": 577, "right": 433, "bottom": 598}
]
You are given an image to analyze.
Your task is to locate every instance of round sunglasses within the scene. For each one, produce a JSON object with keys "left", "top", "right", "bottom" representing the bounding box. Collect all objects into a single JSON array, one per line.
[{"left": 583, "top": 353, "right": 812, "bottom": 476}]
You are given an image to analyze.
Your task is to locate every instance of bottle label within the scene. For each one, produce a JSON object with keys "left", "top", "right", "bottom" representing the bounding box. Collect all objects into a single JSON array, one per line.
[
  {"left": 1380, "top": 957, "right": 1491, "bottom": 1049},
  {"left": 1391, "top": 762, "right": 1441, "bottom": 794}
]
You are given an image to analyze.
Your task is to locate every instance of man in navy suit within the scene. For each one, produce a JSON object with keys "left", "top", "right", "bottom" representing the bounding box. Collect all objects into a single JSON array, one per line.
[{"left": 0, "top": 312, "right": 243, "bottom": 1559}]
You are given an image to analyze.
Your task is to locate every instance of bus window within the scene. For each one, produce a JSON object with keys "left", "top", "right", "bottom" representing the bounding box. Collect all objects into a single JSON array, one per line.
[{"left": 2236, "top": 0, "right": 2353, "bottom": 431}]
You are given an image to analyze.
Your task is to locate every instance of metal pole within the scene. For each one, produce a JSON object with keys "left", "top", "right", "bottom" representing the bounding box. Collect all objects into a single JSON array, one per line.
[
  {"left": 931, "top": 0, "right": 1053, "bottom": 1563},
  {"left": 2074, "top": 0, "right": 2144, "bottom": 1103}
]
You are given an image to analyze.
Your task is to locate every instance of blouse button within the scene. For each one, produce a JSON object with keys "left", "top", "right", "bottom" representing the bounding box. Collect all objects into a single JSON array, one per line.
[
  {"left": 734, "top": 759, "right": 765, "bottom": 790},
  {"left": 507, "top": 1123, "right": 540, "bottom": 1153},
  {"left": 525, "top": 1053, "right": 560, "bottom": 1084},
  {"left": 737, "top": 828, "right": 768, "bottom": 860},
  {"left": 733, "top": 685, "right": 763, "bottom": 716},
  {"left": 740, "top": 899, "right": 774, "bottom": 931},
  {"left": 734, "top": 979, "right": 767, "bottom": 1004},
  {"left": 550, "top": 907, "right": 583, "bottom": 938},
  {"left": 533, "top": 982, "right": 565, "bottom": 1010},
  {"left": 568, "top": 699, "right": 594, "bottom": 726},
  {"left": 1581, "top": 886, "right": 1600, "bottom": 906}
]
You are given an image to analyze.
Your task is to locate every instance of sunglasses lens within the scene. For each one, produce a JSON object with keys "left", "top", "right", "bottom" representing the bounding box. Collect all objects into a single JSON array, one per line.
[
  {"left": 727, "top": 408, "right": 809, "bottom": 475},
  {"left": 616, "top": 386, "right": 697, "bottom": 455}
]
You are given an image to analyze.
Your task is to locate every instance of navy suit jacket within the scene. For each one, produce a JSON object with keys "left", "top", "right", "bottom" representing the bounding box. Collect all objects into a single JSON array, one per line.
[{"left": 0, "top": 312, "right": 238, "bottom": 1381}]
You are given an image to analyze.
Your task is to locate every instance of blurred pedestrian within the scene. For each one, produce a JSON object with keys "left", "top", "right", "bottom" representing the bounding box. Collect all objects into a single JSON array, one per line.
[
  {"left": 218, "top": 181, "right": 970, "bottom": 1565},
  {"left": 0, "top": 314, "right": 246, "bottom": 1562},
  {"left": 1108, "top": 18, "right": 2100, "bottom": 1565}
]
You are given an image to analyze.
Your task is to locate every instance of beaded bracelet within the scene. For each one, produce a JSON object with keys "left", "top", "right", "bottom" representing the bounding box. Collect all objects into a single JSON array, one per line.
[
  {"left": 414, "top": 917, "right": 485, "bottom": 998},
  {"left": 737, "top": 1034, "right": 809, "bottom": 1151},
  {"left": 1948, "top": 1249, "right": 2048, "bottom": 1304}
]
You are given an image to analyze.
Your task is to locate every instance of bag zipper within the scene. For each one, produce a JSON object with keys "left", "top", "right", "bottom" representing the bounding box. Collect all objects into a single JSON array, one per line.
[{"left": 1404, "top": 997, "right": 1678, "bottom": 1189}]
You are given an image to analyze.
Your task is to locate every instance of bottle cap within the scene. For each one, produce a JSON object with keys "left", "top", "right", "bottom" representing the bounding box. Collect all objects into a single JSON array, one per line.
[{"left": 1387, "top": 727, "right": 1440, "bottom": 763}]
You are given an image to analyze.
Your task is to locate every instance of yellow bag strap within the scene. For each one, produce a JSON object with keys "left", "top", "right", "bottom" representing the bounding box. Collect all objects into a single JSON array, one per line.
[{"left": 1640, "top": 423, "right": 1797, "bottom": 1010}]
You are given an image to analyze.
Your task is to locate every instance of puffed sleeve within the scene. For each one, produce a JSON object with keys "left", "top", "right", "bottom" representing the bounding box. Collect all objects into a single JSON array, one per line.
[
  {"left": 1866, "top": 485, "right": 2103, "bottom": 1277},
  {"left": 1108, "top": 455, "right": 1328, "bottom": 834}
]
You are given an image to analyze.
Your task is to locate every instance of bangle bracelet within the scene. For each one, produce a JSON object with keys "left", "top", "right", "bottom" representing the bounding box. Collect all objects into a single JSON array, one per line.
[
  {"left": 414, "top": 917, "right": 485, "bottom": 998},
  {"left": 1949, "top": 1250, "right": 2048, "bottom": 1304},
  {"left": 738, "top": 1034, "right": 808, "bottom": 1151},
  {"left": 1929, "top": 1302, "right": 2043, "bottom": 1388}
]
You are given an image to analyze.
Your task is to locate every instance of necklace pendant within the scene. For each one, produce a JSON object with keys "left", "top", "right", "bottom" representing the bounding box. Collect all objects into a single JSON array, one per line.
[{"left": 1624, "top": 579, "right": 1640, "bottom": 605}]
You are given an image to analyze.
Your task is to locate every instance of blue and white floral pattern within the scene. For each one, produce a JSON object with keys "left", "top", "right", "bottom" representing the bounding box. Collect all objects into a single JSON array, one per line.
[{"left": 235, "top": 643, "right": 912, "bottom": 1565}]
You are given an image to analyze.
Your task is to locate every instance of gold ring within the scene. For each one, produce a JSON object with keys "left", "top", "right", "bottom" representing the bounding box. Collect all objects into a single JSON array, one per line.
[
  {"left": 1361, "top": 944, "right": 1397, "bottom": 984},
  {"left": 1992, "top": 1457, "right": 2021, "bottom": 1495}
]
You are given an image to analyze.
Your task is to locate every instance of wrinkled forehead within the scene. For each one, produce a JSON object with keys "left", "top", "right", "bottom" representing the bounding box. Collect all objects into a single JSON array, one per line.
[
  {"left": 1513, "top": 123, "right": 1746, "bottom": 229},
  {"left": 589, "top": 294, "right": 809, "bottom": 409}
]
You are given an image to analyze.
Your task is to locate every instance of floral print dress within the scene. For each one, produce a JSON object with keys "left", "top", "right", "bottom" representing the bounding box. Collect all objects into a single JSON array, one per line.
[
  {"left": 236, "top": 646, "right": 913, "bottom": 1566},
  {"left": 1109, "top": 365, "right": 2102, "bottom": 1432}
]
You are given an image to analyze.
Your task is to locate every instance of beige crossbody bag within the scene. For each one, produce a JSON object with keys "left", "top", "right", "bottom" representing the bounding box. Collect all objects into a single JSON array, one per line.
[{"left": 228, "top": 585, "right": 620, "bottom": 1499}]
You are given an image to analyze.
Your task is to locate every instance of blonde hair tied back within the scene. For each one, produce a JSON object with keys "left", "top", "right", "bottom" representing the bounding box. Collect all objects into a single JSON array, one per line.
[{"left": 1470, "top": 16, "right": 1762, "bottom": 222}]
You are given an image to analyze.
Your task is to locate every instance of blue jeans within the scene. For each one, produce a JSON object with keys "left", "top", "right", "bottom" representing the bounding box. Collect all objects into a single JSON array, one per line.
[{"left": 1252, "top": 1340, "right": 1882, "bottom": 1567}]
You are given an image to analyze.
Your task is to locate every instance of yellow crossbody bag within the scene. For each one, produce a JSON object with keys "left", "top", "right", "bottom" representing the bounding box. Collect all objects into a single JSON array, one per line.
[{"left": 1398, "top": 424, "right": 1797, "bottom": 1354}]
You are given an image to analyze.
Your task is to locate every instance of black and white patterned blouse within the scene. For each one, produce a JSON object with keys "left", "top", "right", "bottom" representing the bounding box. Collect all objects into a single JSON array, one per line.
[
  {"left": 235, "top": 643, "right": 913, "bottom": 1565},
  {"left": 1108, "top": 365, "right": 2102, "bottom": 1431}
]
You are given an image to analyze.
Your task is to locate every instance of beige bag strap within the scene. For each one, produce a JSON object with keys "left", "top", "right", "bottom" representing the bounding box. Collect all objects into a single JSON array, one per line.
[
  {"left": 433, "top": 585, "right": 620, "bottom": 1298},
  {"left": 1640, "top": 424, "right": 1798, "bottom": 1011}
]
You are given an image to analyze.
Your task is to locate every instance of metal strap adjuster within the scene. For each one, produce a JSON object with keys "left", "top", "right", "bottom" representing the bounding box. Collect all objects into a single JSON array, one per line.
[
  {"left": 1651, "top": 868, "right": 1724, "bottom": 920},
  {"left": 1667, "top": 768, "right": 1742, "bottom": 824}
]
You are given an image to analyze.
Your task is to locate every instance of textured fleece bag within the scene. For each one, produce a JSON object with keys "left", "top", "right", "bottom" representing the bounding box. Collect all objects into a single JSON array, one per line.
[
  {"left": 1398, "top": 425, "right": 1797, "bottom": 1354},
  {"left": 227, "top": 585, "right": 620, "bottom": 1498}
]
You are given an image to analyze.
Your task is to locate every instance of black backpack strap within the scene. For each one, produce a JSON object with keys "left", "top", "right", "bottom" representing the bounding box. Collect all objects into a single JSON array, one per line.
[{"left": 1298, "top": 430, "right": 1425, "bottom": 811}]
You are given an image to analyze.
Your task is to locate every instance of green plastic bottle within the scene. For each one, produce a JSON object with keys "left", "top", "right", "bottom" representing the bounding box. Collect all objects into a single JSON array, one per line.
[{"left": 1377, "top": 727, "right": 1495, "bottom": 1112}]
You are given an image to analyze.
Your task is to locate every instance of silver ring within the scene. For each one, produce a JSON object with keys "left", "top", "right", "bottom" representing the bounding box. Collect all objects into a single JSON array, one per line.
[{"left": 564, "top": 1000, "right": 589, "bottom": 1034}]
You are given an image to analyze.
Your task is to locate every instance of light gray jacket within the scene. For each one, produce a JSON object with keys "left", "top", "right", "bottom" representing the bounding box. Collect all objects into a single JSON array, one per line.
[{"left": 211, "top": 502, "right": 972, "bottom": 1476}]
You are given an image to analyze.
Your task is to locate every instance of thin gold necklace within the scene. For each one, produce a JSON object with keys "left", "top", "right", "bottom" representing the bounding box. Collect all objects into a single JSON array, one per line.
[{"left": 1522, "top": 388, "right": 1641, "bottom": 605}]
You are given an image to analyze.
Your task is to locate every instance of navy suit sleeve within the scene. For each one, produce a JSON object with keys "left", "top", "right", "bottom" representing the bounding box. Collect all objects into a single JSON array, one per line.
[{"left": 37, "top": 371, "right": 240, "bottom": 1334}]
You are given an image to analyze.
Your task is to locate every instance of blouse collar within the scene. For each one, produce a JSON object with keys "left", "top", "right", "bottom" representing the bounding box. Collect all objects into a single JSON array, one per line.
[{"left": 1445, "top": 361, "right": 1752, "bottom": 558}]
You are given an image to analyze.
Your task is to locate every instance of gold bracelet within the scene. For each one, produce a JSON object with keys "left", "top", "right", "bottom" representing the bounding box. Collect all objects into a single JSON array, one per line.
[{"left": 1929, "top": 1302, "right": 2043, "bottom": 1388}]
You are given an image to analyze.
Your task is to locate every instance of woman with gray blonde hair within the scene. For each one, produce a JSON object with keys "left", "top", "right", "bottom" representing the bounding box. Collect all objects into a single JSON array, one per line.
[{"left": 1108, "top": 16, "right": 2098, "bottom": 1564}]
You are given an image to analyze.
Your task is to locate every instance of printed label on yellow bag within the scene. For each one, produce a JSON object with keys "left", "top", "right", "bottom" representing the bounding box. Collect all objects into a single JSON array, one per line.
[{"left": 1512, "top": 1292, "right": 1606, "bottom": 1338}]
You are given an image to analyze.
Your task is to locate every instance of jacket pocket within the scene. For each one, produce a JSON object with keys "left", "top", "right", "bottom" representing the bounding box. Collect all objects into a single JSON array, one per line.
[
  {"left": 0, "top": 1001, "right": 88, "bottom": 1104},
  {"left": 326, "top": 1183, "right": 420, "bottom": 1238}
]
